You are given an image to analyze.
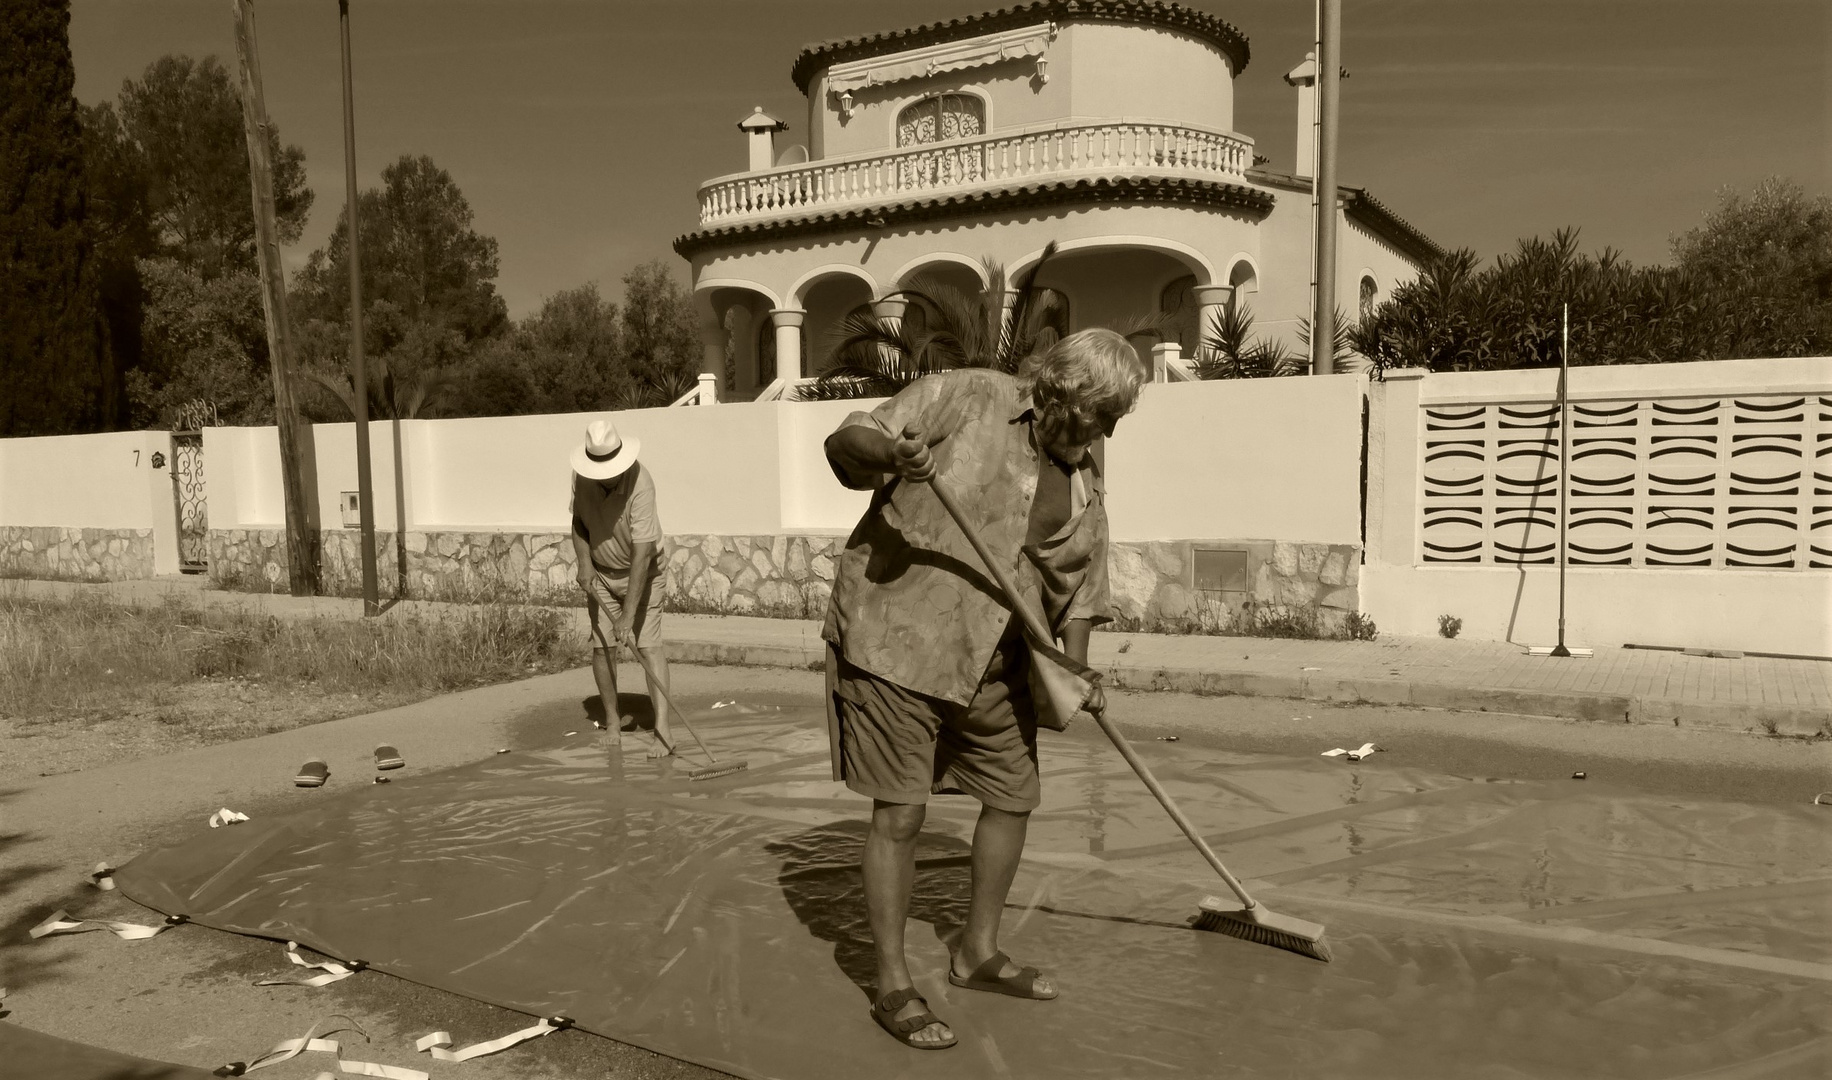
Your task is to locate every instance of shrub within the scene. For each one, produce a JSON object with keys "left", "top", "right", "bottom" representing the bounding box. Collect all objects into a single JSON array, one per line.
[{"left": 1438, "top": 614, "right": 1463, "bottom": 639}]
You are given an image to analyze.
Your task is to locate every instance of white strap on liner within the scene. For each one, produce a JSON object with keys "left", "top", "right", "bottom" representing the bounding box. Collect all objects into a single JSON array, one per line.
[
  {"left": 336, "top": 1060, "right": 428, "bottom": 1079},
  {"left": 1321, "top": 742, "right": 1383, "bottom": 760},
  {"left": 209, "top": 808, "right": 250, "bottom": 828},
  {"left": 29, "top": 908, "right": 183, "bottom": 941},
  {"left": 255, "top": 941, "right": 364, "bottom": 987},
  {"left": 415, "top": 1015, "right": 573, "bottom": 1062},
  {"left": 86, "top": 862, "right": 116, "bottom": 890},
  {"left": 216, "top": 1016, "right": 425, "bottom": 1079}
]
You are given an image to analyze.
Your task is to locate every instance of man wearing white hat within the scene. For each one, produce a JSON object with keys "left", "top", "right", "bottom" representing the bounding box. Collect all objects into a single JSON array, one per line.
[{"left": 570, "top": 418, "right": 672, "bottom": 756}]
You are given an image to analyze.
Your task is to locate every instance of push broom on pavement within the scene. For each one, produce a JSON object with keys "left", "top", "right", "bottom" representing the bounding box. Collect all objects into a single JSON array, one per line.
[
  {"left": 621, "top": 643, "right": 749, "bottom": 781},
  {"left": 924, "top": 463, "right": 1331, "bottom": 962}
]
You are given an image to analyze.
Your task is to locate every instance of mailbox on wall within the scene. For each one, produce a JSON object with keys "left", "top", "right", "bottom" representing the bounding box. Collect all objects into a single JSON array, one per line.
[{"left": 340, "top": 491, "right": 360, "bottom": 528}]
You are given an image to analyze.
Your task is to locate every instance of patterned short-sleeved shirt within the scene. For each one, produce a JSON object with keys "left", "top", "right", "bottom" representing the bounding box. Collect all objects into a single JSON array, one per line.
[{"left": 821, "top": 368, "right": 1112, "bottom": 706}]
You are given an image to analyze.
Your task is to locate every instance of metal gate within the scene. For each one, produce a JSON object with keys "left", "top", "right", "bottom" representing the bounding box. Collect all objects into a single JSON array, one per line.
[{"left": 171, "top": 430, "right": 207, "bottom": 572}]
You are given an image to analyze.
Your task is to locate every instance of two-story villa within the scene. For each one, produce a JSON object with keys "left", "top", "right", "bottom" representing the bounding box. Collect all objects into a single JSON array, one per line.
[{"left": 673, "top": 0, "right": 1443, "bottom": 400}]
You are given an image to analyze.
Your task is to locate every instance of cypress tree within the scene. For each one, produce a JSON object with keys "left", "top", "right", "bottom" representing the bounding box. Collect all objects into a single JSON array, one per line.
[{"left": 0, "top": 0, "right": 105, "bottom": 434}]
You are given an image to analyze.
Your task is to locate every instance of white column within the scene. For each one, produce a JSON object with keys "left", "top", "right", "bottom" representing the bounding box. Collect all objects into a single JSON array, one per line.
[
  {"left": 870, "top": 296, "right": 907, "bottom": 326},
  {"left": 1192, "top": 284, "right": 1234, "bottom": 357},
  {"left": 1150, "top": 341, "right": 1182, "bottom": 382},
  {"left": 768, "top": 308, "right": 805, "bottom": 382}
]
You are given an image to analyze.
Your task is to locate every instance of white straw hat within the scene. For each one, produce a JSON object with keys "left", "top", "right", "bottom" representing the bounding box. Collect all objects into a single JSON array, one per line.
[{"left": 570, "top": 419, "right": 641, "bottom": 480}]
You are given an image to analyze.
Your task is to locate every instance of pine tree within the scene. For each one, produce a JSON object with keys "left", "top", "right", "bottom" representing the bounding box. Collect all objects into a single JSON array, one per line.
[{"left": 0, "top": 0, "right": 105, "bottom": 434}]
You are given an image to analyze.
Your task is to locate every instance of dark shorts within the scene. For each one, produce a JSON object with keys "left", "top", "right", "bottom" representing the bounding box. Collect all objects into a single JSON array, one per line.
[{"left": 826, "top": 623, "right": 1040, "bottom": 813}]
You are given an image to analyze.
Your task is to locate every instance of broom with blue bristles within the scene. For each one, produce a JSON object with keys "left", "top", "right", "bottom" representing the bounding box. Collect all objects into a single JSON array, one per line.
[{"left": 923, "top": 465, "right": 1331, "bottom": 962}]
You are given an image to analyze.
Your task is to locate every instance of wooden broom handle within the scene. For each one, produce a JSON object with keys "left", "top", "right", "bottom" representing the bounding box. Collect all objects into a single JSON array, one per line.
[{"left": 917, "top": 437, "right": 1259, "bottom": 910}]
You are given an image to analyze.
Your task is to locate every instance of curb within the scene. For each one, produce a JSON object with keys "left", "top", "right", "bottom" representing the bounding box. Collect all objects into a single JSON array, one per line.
[{"left": 662, "top": 640, "right": 1830, "bottom": 738}]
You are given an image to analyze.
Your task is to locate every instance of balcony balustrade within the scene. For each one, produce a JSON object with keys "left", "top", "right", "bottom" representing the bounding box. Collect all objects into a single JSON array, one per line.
[{"left": 697, "top": 121, "right": 1254, "bottom": 227}]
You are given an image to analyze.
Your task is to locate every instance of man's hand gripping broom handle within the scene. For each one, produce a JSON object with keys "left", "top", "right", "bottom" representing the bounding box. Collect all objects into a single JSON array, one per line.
[{"left": 917, "top": 441, "right": 1264, "bottom": 914}]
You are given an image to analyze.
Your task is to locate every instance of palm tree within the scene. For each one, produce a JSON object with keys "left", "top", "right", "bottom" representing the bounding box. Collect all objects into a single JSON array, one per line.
[{"left": 1194, "top": 303, "right": 1304, "bottom": 379}]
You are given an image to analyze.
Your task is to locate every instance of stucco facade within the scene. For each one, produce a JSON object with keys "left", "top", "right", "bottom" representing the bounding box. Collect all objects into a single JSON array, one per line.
[{"left": 675, "top": 0, "right": 1442, "bottom": 397}]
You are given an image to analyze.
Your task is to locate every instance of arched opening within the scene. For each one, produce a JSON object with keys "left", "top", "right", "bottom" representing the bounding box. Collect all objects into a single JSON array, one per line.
[
  {"left": 897, "top": 94, "right": 985, "bottom": 146},
  {"left": 1227, "top": 260, "right": 1259, "bottom": 313},
  {"left": 700, "top": 286, "right": 775, "bottom": 401},
  {"left": 1028, "top": 246, "right": 1206, "bottom": 372},
  {"left": 899, "top": 259, "right": 983, "bottom": 300},
  {"left": 896, "top": 94, "right": 986, "bottom": 189},
  {"left": 799, "top": 274, "right": 876, "bottom": 375}
]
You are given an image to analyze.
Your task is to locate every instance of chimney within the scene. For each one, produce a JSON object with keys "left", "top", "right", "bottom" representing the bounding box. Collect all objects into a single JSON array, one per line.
[
  {"left": 1283, "top": 52, "right": 1317, "bottom": 179},
  {"left": 738, "top": 106, "right": 788, "bottom": 172}
]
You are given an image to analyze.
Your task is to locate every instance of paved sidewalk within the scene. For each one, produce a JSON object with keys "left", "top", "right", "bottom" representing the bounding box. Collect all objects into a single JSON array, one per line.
[{"left": 7, "top": 576, "right": 1827, "bottom": 736}]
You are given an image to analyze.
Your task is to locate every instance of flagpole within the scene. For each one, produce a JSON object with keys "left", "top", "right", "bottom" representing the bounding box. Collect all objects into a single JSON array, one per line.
[{"left": 1550, "top": 303, "right": 1571, "bottom": 658}]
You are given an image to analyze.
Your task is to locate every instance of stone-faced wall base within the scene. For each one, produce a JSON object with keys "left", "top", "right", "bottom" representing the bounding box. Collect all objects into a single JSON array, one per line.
[
  {"left": 0, "top": 526, "right": 156, "bottom": 582},
  {"left": 206, "top": 528, "right": 1364, "bottom": 636}
]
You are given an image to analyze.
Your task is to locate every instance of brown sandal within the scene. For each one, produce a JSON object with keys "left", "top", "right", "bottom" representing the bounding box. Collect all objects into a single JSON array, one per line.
[
  {"left": 871, "top": 986, "right": 956, "bottom": 1050},
  {"left": 948, "top": 949, "right": 1057, "bottom": 999}
]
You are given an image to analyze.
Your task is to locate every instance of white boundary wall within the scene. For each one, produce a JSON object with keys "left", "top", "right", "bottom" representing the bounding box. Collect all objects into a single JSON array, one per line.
[
  {"left": 18, "top": 359, "right": 1824, "bottom": 654},
  {"left": 0, "top": 430, "right": 182, "bottom": 575},
  {"left": 197, "top": 377, "right": 1366, "bottom": 545}
]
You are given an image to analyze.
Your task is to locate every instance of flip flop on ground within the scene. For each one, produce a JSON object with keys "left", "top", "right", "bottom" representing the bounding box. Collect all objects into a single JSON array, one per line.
[
  {"left": 373, "top": 744, "right": 405, "bottom": 770},
  {"left": 948, "top": 950, "right": 1058, "bottom": 1000},
  {"left": 871, "top": 987, "right": 956, "bottom": 1050},
  {"left": 293, "top": 759, "right": 329, "bottom": 788}
]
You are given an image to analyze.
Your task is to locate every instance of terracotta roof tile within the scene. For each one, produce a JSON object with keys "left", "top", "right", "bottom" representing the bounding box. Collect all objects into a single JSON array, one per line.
[{"left": 790, "top": 1, "right": 1251, "bottom": 93}]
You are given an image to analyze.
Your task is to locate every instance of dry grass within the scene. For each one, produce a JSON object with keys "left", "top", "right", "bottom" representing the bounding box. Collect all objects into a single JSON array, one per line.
[{"left": 0, "top": 591, "right": 589, "bottom": 780}]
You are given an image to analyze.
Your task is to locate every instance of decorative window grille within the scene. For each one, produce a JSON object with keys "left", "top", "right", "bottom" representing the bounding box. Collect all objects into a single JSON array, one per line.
[
  {"left": 1419, "top": 393, "right": 1831, "bottom": 570},
  {"left": 896, "top": 94, "right": 985, "bottom": 189},
  {"left": 1358, "top": 277, "right": 1377, "bottom": 323}
]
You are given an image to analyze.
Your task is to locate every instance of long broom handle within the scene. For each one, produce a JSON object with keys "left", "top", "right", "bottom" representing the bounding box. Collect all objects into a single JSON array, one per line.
[
  {"left": 923, "top": 470, "right": 1262, "bottom": 912},
  {"left": 620, "top": 640, "right": 719, "bottom": 768}
]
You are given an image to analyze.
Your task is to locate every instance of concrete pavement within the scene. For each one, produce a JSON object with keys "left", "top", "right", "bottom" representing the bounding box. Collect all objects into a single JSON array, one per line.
[{"left": 7, "top": 575, "right": 1827, "bottom": 737}]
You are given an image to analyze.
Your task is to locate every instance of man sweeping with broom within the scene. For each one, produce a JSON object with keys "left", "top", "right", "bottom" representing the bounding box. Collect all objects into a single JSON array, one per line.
[
  {"left": 821, "top": 329, "right": 1142, "bottom": 1050},
  {"left": 570, "top": 418, "right": 673, "bottom": 759}
]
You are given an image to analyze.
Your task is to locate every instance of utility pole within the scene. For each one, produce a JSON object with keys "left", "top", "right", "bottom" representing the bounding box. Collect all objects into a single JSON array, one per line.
[
  {"left": 233, "top": 0, "right": 318, "bottom": 596},
  {"left": 1312, "top": 0, "right": 1342, "bottom": 375},
  {"left": 339, "top": 0, "right": 380, "bottom": 616}
]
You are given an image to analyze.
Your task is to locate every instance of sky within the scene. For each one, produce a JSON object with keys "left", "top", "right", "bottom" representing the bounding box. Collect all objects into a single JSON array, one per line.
[{"left": 69, "top": 0, "right": 1829, "bottom": 319}]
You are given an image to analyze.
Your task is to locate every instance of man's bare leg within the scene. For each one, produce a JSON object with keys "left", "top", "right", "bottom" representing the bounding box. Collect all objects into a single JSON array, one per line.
[
  {"left": 638, "top": 645, "right": 672, "bottom": 748},
  {"left": 589, "top": 647, "right": 619, "bottom": 729},
  {"left": 865, "top": 799, "right": 952, "bottom": 1045},
  {"left": 951, "top": 804, "right": 1056, "bottom": 996}
]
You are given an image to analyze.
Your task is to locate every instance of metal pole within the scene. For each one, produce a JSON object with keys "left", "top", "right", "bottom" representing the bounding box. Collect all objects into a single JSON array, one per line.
[
  {"left": 1312, "top": 0, "right": 1342, "bottom": 375},
  {"left": 389, "top": 386, "right": 406, "bottom": 597},
  {"left": 1303, "top": 4, "right": 1320, "bottom": 370},
  {"left": 339, "top": 0, "right": 380, "bottom": 616},
  {"left": 1550, "top": 303, "right": 1571, "bottom": 657}
]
